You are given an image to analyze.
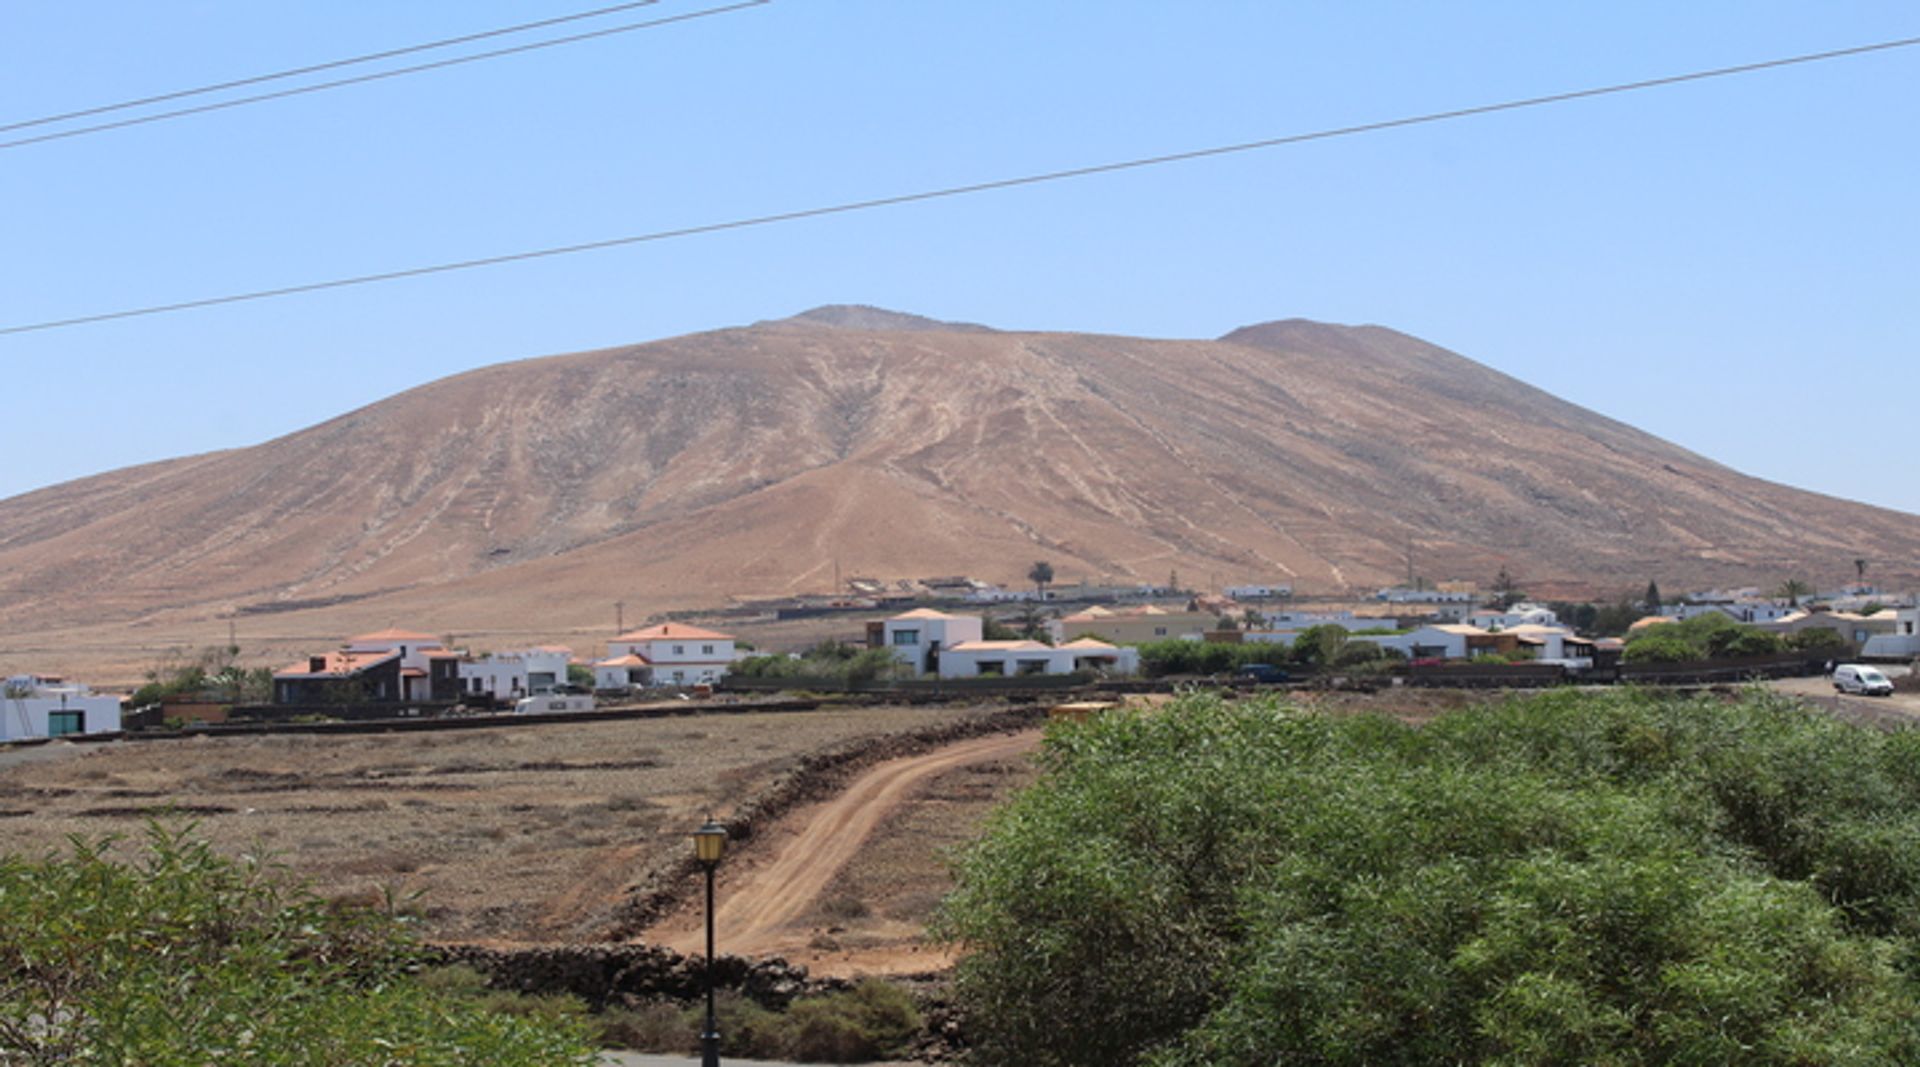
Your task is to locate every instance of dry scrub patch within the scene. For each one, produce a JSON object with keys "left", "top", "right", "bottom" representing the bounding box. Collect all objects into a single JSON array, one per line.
[{"left": 0, "top": 705, "right": 998, "bottom": 944}]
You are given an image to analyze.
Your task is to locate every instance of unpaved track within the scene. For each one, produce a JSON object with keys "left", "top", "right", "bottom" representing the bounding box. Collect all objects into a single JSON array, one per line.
[{"left": 655, "top": 729, "right": 1041, "bottom": 959}]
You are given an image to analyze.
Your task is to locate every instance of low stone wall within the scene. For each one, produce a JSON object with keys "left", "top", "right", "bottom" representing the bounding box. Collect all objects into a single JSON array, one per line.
[{"left": 429, "top": 942, "right": 820, "bottom": 1010}]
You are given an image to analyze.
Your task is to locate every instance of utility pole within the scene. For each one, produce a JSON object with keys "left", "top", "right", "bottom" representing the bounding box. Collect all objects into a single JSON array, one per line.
[{"left": 615, "top": 601, "right": 625, "bottom": 633}]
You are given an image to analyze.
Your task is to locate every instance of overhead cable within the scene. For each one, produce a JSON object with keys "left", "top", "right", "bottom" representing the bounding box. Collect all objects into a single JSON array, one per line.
[
  {"left": 0, "top": 1, "right": 770, "bottom": 151},
  {"left": 1, "top": 0, "right": 667, "bottom": 134},
  {"left": 4, "top": 32, "right": 1915, "bottom": 337}
]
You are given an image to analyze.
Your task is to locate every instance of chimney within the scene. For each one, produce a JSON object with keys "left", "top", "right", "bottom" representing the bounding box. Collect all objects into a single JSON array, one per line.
[{"left": 309, "top": 656, "right": 327, "bottom": 672}]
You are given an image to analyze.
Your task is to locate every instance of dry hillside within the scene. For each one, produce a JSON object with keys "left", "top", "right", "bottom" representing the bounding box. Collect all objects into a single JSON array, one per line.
[{"left": 2, "top": 307, "right": 1914, "bottom": 681}]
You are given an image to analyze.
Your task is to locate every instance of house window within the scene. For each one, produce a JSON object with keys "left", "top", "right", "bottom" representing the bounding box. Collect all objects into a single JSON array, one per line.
[
  {"left": 892, "top": 629, "right": 920, "bottom": 646},
  {"left": 1154, "top": 627, "right": 1167, "bottom": 637},
  {"left": 673, "top": 645, "right": 685, "bottom": 655},
  {"left": 978, "top": 660, "right": 1005, "bottom": 676},
  {"left": 672, "top": 670, "right": 686, "bottom": 683},
  {"left": 702, "top": 644, "right": 715, "bottom": 655},
  {"left": 47, "top": 711, "right": 83, "bottom": 737},
  {"left": 1016, "top": 659, "right": 1050, "bottom": 676}
]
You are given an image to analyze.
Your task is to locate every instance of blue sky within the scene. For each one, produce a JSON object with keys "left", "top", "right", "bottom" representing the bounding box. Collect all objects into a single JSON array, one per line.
[{"left": 3, "top": 2, "right": 1916, "bottom": 513}]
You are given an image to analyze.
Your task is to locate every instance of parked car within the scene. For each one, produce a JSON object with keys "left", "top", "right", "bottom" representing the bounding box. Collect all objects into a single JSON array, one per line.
[
  {"left": 1833, "top": 664, "right": 1894, "bottom": 697},
  {"left": 1233, "top": 663, "right": 1291, "bottom": 684}
]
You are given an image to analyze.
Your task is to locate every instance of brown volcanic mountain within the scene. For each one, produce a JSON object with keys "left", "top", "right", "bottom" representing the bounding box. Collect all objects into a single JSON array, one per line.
[{"left": 2, "top": 308, "right": 1914, "bottom": 673}]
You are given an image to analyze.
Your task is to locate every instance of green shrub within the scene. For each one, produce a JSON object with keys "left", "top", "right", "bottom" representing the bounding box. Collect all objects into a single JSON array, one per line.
[
  {"left": 601, "top": 982, "right": 921, "bottom": 1062},
  {"left": 0, "top": 823, "right": 596, "bottom": 1066},
  {"left": 938, "top": 690, "right": 1920, "bottom": 1066}
]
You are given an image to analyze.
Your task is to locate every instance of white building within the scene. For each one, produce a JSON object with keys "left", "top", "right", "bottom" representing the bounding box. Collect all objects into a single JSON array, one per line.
[
  {"left": 961, "top": 585, "right": 1042, "bottom": 603},
  {"left": 878, "top": 609, "right": 985, "bottom": 675},
  {"left": 1226, "top": 583, "right": 1293, "bottom": 600},
  {"left": 1861, "top": 606, "right": 1920, "bottom": 660},
  {"left": 1662, "top": 601, "right": 1796, "bottom": 625},
  {"left": 458, "top": 646, "right": 574, "bottom": 702},
  {"left": 937, "top": 638, "right": 1139, "bottom": 679},
  {"left": 1467, "top": 603, "right": 1560, "bottom": 630},
  {"left": 595, "top": 624, "right": 736, "bottom": 689},
  {"left": 2, "top": 674, "right": 123, "bottom": 741},
  {"left": 1376, "top": 587, "right": 1476, "bottom": 603}
]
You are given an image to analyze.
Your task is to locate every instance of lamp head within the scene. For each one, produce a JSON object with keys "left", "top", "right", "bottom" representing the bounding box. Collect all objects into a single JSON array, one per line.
[{"left": 693, "top": 816, "right": 728, "bottom": 865}]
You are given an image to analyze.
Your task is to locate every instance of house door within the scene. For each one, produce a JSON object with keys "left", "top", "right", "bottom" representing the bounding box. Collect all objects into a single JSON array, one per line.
[{"left": 926, "top": 639, "right": 942, "bottom": 675}]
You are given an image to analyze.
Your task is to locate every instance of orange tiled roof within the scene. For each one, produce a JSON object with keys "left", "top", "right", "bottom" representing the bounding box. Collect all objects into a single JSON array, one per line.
[
  {"left": 273, "top": 649, "right": 399, "bottom": 678},
  {"left": 594, "top": 653, "right": 652, "bottom": 668},
  {"left": 613, "top": 623, "right": 734, "bottom": 642},
  {"left": 950, "top": 640, "right": 1053, "bottom": 652},
  {"left": 348, "top": 629, "right": 442, "bottom": 644}
]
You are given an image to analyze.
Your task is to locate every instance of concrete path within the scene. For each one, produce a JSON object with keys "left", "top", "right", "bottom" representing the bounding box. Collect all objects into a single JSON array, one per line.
[{"left": 602, "top": 1054, "right": 914, "bottom": 1066}]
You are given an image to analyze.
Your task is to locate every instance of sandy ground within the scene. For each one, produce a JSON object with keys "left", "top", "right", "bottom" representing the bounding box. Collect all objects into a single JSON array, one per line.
[
  {"left": 650, "top": 730, "right": 1042, "bottom": 975},
  {"left": 1770, "top": 666, "right": 1920, "bottom": 730},
  {"left": 0, "top": 704, "right": 1001, "bottom": 944}
]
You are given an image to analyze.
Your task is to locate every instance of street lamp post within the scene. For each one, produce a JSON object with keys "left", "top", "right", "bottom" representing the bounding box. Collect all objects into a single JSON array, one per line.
[{"left": 693, "top": 816, "right": 728, "bottom": 1067}]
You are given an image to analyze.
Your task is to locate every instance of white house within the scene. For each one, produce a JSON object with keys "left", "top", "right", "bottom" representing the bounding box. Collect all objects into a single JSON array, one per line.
[
  {"left": 1466, "top": 603, "right": 1560, "bottom": 630},
  {"left": 596, "top": 624, "right": 736, "bottom": 688},
  {"left": 2, "top": 674, "right": 122, "bottom": 741},
  {"left": 878, "top": 609, "right": 985, "bottom": 675},
  {"left": 937, "top": 638, "right": 1139, "bottom": 679},
  {"left": 458, "top": 646, "right": 574, "bottom": 702},
  {"left": 1861, "top": 607, "right": 1920, "bottom": 660},
  {"left": 1662, "top": 601, "right": 1797, "bottom": 625},
  {"left": 1226, "top": 583, "right": 1293, "bottom": 600},
  {"left": 1375, "top": 586, "right": 1475, "bottom": 603}
]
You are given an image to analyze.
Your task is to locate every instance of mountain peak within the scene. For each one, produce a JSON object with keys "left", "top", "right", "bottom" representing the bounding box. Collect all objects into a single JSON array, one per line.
[{"left": 777, "top": 304, "right": 995, "bottom": 333}]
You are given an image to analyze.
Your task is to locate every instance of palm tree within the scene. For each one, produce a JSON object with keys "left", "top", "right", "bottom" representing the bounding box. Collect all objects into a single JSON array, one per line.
[
  {"left": 1775, "top": 579, "right": 1813, "bottom": 607},
  {"left": 1028, "top": 561, "right": 1054, "bottom": 600}
]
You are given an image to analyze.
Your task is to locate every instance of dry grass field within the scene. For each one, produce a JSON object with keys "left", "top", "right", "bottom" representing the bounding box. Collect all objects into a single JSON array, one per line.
[{"left": 0, "top": 704, "right": 1009, "bottom": 949}]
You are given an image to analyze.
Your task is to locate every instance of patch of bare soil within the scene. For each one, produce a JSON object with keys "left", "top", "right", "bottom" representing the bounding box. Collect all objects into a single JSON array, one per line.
[
  {"left": 648, "top": 731, "right": 1042, "bottom": 977},
  {"left": 0, "top": 705, "right": 1002, "bottom": 944}
]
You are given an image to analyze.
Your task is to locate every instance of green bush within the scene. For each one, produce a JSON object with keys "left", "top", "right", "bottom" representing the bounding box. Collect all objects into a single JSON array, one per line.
[
  {"left": 600, "top": 982, "right": 921, "bottom": 1062},
  {"left": 0, "top": 823, "right": 597, "bottom": 1066},
  {"left": 732, "top": 644, "right": 911, "bottom": 683},
  {"left": 937, "top": 690, "right": 1920, "bottom": 1066},
  {"left": 1787, "top": 627, "right": 1851, "bottom": 652},
  {"left": 1624, "top": 613, "right": 1793, "bottom": 664}
]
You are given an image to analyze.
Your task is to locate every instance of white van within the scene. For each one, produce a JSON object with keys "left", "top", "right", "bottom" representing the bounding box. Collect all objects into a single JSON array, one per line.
[
  {"left": 513, "top": 692, "right": 596, "bottom": 715},
  {"left": 1833, "top": 664, "right": 1894, "bottom": 697}
]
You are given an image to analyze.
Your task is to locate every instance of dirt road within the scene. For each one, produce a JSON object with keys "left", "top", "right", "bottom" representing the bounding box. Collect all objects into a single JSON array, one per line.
[
  {"left": 1772, "top": 670, "right": 1920, "bottom": 731},
  {"left": 653, "top": 729, "right": 1042, "bottom": 962}
]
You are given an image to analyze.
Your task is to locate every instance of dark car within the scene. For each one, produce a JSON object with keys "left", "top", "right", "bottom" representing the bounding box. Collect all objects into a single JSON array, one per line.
[{"left": 1233, "top": 663, "right": 1291, "bottom": 684}]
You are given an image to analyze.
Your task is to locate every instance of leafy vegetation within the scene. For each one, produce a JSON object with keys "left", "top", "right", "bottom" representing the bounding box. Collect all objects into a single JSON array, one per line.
[
  {"left": 587, "top": 981, "right": 919, "bottom": 1062},
  {"left": 131, "top": 645, "right": 274, "bottom": 707},
  {"left": 1135, "top": 625, "right": 1397, "bottom": 678},
  {"left": 731, "top": 640, "right": 910, "bottom": 683},
  {"left": 1546, "top": 599, "right": 1656, "bottom": 637},
  {"left": 938, "top": 690, "right": 1920, "bottom": 1065},
  {"left": 0, "top": 823, "right": 596, "bottom": 1065},
  {"left": 1621, "top": 612, "right": 1788, "bottom": 663}
]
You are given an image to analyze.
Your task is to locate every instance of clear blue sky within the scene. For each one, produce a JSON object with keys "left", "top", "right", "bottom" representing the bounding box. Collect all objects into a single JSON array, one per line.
[{"left": 3, "top": 2, "right": 1916, "bottom": 513}]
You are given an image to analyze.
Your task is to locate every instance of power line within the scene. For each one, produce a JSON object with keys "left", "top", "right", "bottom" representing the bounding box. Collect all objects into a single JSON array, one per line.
[
  {"left": 1, "top": 1, "right": 665, "bottom": 135},
  {"left": 0, "top": 1, "right": 770, "bottom": 151},
  {"left": 5, "top": 32, "right": 1916, "bottom": 338}
]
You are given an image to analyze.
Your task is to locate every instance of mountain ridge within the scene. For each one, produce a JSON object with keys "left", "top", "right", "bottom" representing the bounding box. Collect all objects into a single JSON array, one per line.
[{"left": 1, "top": 309, "right": 1913, "bottom": 669}]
